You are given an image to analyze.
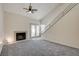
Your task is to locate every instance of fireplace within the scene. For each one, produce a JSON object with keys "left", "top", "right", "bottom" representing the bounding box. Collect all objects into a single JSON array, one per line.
[{"left": 15, "top": 32, "right": 26, "bottom": 41}]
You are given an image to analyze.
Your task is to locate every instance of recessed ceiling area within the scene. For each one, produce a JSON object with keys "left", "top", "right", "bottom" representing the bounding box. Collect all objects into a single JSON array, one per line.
[{"left": 3, "top": 3, "right": 63, "bottom": 20}]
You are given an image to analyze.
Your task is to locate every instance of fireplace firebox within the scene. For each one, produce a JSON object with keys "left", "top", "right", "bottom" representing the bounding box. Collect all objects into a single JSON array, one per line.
[{"left": 16, "top": 32, "right": 26, "bottom": 41}]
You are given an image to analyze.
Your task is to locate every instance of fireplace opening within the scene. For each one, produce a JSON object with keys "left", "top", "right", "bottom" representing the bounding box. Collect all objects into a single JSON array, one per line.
[{"left": 16, "top": 32, "right": 26, "bottom": 41}]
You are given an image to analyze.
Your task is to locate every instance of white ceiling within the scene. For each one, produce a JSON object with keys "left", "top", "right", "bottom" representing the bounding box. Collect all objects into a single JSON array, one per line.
[{"left": 3, "top": 3, "right": 62, "bottom": 20}]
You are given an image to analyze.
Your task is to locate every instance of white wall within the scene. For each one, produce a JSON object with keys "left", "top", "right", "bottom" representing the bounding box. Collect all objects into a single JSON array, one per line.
[
  {"left": 43, "top": 4, "right": 79, "bottom": 49},
  {"left": 4, "top": 12, "right": 39, "bottom": 44},
  {"left": 0, "top": 4, "right": 4, "bottom": 44}
]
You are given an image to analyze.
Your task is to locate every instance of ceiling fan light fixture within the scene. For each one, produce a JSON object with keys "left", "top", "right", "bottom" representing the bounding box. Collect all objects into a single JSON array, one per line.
[{"left": 28, "top": 11, "right": 31, "bottom": 13}]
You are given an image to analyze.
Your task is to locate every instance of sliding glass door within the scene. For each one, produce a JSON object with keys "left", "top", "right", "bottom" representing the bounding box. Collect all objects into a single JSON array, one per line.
[{"left": 30, "top": 24, "right": 41, "bottom": 38}]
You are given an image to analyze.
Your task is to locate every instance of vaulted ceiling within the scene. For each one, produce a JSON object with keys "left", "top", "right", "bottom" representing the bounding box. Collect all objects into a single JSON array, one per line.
[{"left": 3, "top": 3, "right": 63, "bottom": 20}]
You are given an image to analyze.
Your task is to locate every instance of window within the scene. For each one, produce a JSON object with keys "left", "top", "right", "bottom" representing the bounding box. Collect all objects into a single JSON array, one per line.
[
  {"left": 31, "top": 25, "right": 35, "bottom": 37},
  {"left": 36, "top": 25, "right": 40, "bottom": 36},
  {"left": 40, "top": 24, "right": 45, "bottom": 33},
  {"left": 30, "top": 24, "right": 40, "bottom": 38}
]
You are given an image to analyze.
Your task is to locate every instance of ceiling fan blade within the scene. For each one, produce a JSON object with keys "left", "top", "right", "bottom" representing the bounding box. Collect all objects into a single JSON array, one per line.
[
  {"left": 23, "top": 8, "right": 28, "bottom": 10},
  {"left": 32, "top": 9, "right": 38, "bottom": 11},
  {"left": 31, "top": 10, "right": 34, "bottom": 13},
  {"left": 26, "top": 10, "right": 30, "bottom": 12}
]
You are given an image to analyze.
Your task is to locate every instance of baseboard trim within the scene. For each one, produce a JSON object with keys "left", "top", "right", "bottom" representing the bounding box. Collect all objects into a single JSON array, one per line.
[{"left": 43, "top": 39, "right": 79, "bottom": 50}]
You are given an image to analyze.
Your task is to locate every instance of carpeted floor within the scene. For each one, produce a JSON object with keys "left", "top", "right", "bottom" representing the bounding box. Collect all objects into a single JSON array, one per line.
[{"left": 1, "top": 40, "right": 79, "bottom": 56}]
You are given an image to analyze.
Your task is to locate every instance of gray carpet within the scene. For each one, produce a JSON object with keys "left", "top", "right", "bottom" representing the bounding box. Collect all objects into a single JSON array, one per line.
[{"left": 1, "top": 40, "right": 79, "bottom": 56}]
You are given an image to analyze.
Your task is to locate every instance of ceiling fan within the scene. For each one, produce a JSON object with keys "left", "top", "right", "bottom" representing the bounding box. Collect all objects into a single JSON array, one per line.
[{"left": 23, "top": 3, "right": 38, "bottom": 13}]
